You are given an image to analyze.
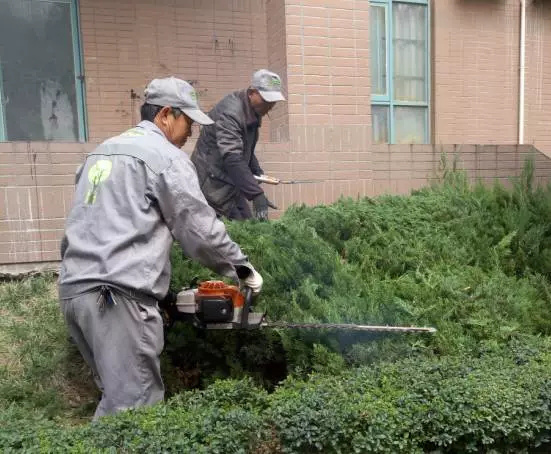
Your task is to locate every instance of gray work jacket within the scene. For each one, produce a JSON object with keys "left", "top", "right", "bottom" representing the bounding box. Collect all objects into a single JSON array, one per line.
[
  {"left": 58, "top": 120, "right": 249, "bottom": 302},
  {"left": 191, "top": 89, "right": 264, "bottom": 216}
]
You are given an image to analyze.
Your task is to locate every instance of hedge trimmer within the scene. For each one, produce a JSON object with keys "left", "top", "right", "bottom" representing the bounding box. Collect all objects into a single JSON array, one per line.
[
  {"left": 254, "top": 174, "right": 323, "bottom": 185},
  {"left": 160, "top": 280, "right": 436, "bottom": 334}
]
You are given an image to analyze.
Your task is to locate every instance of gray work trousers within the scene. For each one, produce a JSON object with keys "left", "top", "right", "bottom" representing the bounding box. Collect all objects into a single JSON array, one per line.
[{"left": 60, "top": 288, "right": 164, "bottom": 420}]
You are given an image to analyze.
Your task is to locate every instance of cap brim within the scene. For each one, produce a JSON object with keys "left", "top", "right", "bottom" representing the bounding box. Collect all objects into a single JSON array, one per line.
[
  {"left": 182, "top": 108, "right": 214, "bottom": 125},
  {"left": 259, "top": 90, "right": 286, "bottom": 102}
]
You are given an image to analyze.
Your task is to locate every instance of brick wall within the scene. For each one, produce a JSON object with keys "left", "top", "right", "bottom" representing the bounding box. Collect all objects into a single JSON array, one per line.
[
  {"left": 370, "top": 144, "right": 551, "bottom": 196},
  {"left": 284, "top": 0, "right": 371, "bottom": 128},
  {"left": 3, "top": 0, "right": 551, "bottom": 267},
  {"left": 0, "top": 142, "right": 95, "bottom": 264},
  {"left": 432, "top": 0, "right": 520, "bottom": 145},
  {"left": 2, "top": 139, "right": 549, "bottom": 266},
  {"left": 524, "top": 1, "right": 551, "bottom": 157},
  {"left": 80, "top": 0, "right": 270, "bottom": 142},
  {"left": 432, "top": 0, "right": 551, "bottom": 159},
  {"left": 256, "top": 0, "right": 373, "bottom": 210},
  {"left": 266, "top": 0, "right": 289, "bottom": 142}
]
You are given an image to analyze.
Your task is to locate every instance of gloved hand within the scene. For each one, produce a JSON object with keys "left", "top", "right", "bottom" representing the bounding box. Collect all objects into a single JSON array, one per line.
[
  {"left": 159, "top": 290, "right": 177, "bottom": 308},
  {"left": 236, "top": 264, "right": 263, "bottom": 295},
  {"left": 158, "top": 289, "right": 178, "bottom": 328},
  {"left": 252, "top": 193, "right": 277, "bottom": 221}
]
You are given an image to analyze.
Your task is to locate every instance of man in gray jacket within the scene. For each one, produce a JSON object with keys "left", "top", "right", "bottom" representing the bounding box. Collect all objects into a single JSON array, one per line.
[
  {"left": 191, "top": 69, "right": 285, "bottom": 220},
  {"left": 59, "top": 76, "right": 263, "bottom": 420}
]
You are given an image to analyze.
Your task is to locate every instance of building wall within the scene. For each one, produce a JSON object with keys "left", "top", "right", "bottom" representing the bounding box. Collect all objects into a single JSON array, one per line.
[
  {"left": 266, "top": 0, "right": 289, "bottom": 142},
  {"left": 432, "top": 0, "right": 520, "bottom": 145},
  {"left": 2, "top": 0, "right": 551, "bottom": 267},
  {"left": 78, "top": 0, "right": 551, "bottom": 154},
  {"left": 80, "top": 0, "right": 270, "bottom": 141},
  {"left": 524, "top": 1, "right": 551, "bottom": 157},
  {"left": 0, "top": 142, "right": 95, "bottom": 264},
  {"left": 259, "top": 0, "right": 374, "bottom": 209},
  {"left": 432, "top": 0, "right": 551, "bottom": 159}
]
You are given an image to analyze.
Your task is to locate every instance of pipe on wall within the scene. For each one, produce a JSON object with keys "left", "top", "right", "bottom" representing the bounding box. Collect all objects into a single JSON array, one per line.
[{"left": 519, "top": 0, "right": 526, "bottom": 144}]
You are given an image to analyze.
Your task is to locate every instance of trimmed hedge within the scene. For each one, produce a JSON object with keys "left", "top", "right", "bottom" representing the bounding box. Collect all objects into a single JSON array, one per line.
[{"left": 2, "top": 340, "right": 551, "bottom": 453}]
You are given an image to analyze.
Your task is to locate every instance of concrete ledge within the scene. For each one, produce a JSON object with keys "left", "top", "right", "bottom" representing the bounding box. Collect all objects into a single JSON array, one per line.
[{"left": 0, "top": 261, "right": 60, "bottom": 280}]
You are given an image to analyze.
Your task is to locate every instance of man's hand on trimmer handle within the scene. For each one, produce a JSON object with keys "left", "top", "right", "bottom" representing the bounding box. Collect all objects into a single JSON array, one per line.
[
  {"left": 235, "top": 264, "right": 263, "bottom": 295},
  {"left": 252, "top": 193, "right": 278, "bottom": 221}
]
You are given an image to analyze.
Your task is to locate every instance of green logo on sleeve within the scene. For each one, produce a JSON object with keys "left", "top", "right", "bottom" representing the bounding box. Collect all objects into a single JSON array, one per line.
[{"left": 85, "top": 160, "right": 112, "bottom": 204}]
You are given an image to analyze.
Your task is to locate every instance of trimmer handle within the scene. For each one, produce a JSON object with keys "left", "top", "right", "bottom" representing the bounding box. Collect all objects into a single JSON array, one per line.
[{"left": 240, "top": 286, "right": 254, "bottom": 328}]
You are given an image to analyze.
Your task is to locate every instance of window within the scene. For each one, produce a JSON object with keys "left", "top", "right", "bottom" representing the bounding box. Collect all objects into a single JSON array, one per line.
[
  {"left": 370, "top": 0, "right": 429, "bottom": 144},
  {"left": 0, "top": 0, "right": 86, "bottom": 142}
]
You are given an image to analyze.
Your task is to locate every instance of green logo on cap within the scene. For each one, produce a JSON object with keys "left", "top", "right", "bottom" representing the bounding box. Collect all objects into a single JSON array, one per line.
[
  {"left": 190, "top": 90, "right": 197, "bottom": 102},
  {"left": 270, "top": 76, "right": 281, "bottom": 88}
]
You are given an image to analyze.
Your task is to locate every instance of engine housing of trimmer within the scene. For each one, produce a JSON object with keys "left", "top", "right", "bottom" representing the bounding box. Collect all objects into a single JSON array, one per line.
[{"left": 173, "top": 280, "right": 265, "bottom": 330}]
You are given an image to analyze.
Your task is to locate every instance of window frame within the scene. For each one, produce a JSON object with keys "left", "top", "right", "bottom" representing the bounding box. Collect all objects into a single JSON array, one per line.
[
  {"left": 370, "top": 0, "right": 431, "bottom": 144},
  {"left": 0, "top": 0, "right": 87, "bottom": 142}
]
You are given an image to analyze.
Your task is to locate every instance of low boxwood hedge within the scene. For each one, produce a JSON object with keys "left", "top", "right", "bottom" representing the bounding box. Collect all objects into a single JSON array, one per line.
[{"left": 2, "top": 340, "right": 551, "bottom": 453}]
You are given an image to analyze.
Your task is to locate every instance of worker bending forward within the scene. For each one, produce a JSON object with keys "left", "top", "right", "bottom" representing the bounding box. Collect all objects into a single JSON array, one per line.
[{"left": 58, "top": 77, "right": 262, "bottom": 419}]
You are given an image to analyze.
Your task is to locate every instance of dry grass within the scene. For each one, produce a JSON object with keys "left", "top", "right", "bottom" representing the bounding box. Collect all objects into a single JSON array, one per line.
[{"left": 0, "top": 275, "right": 98, "bottom": 423}]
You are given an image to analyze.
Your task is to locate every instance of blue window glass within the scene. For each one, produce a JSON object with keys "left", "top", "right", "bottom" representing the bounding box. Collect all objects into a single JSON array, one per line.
[{"left": 370, "top": 0, "right": 430, "bottom": 144}]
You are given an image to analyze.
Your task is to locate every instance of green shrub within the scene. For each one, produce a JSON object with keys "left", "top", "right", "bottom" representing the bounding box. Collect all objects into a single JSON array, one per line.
[
  {"left": 4, "top": 342, "right": 551, "bottom": 453},
  {"left": 2, "top": 162, "right": 551, "bottom": 452},
  {"left": 168, "top": 164, "right": 551, "bottom": 372}
]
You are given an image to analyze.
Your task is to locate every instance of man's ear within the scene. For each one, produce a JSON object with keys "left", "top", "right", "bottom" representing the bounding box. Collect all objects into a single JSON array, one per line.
[
  {"left": 154, "top": 106, "right": 172, "bottom": 128},
  {"left": 158, "top": 106, "right": 172, "bottom": 120}
]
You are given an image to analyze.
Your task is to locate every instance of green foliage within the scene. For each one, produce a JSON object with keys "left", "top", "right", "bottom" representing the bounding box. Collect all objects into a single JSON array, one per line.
[
  {"left": 2, "top": 161, "right": 551, "bottom": 452},
  {"left": 168, "top": 163, "right": 551, "bottom": 371},
  {"left": 3, "top": 344, "right": 551, "bottom": 453},
  {"left": 163, "top": 322, "right": 288, "bottom": 392}
]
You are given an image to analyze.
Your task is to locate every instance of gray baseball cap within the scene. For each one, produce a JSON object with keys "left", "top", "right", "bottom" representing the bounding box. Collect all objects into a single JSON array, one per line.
[
  {"left": 251, "top": 69, "right": 286, "bottom": 102},
  {"left": 144, "top": 77, "right": 214, "bottom": 125}
]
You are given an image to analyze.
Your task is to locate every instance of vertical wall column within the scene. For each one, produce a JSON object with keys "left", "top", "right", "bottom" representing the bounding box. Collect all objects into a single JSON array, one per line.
[
  {"left": 283, "top": 0, "right": 373, "bottom": 202},
  {"left": 266, "top": 0, "right": 290, "bottom": 142}
]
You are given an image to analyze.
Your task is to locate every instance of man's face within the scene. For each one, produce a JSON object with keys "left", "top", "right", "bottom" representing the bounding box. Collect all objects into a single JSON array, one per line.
[
  {"left": 155, "top": 107, "right": 193, "bottom": 148},
  {"left": 248, "top": 89, "right": 275, "bottom": 117}
]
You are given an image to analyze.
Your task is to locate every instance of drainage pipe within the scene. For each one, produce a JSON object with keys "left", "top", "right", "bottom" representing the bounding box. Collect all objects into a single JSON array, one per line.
[{"left": 519, "top": 0, "right": 526, "bottom": 144}]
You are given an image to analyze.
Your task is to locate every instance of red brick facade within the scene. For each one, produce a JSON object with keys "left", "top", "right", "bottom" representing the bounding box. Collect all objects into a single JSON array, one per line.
[{"left": 1, "top": 0, "right": 551, "bottom": 266}]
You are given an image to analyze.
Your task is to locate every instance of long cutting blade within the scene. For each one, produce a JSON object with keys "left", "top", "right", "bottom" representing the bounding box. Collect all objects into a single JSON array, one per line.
[
  {"left": 262, "top": 322, "right": 436, "bottom": 333},
  {"left": 278, "top": 179, "right": 324, "bottom": 185},
  {"left": 254, "top": 175, "right": 325, "bottom": 185}
]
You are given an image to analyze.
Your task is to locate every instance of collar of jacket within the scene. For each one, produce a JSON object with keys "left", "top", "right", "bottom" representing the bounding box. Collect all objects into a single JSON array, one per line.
[
  {"left": 137, "top": 120, "right": 168, "bottom": 139},
  {"left": 238, "top": 89, "right": 261, "bottom": 128}
]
